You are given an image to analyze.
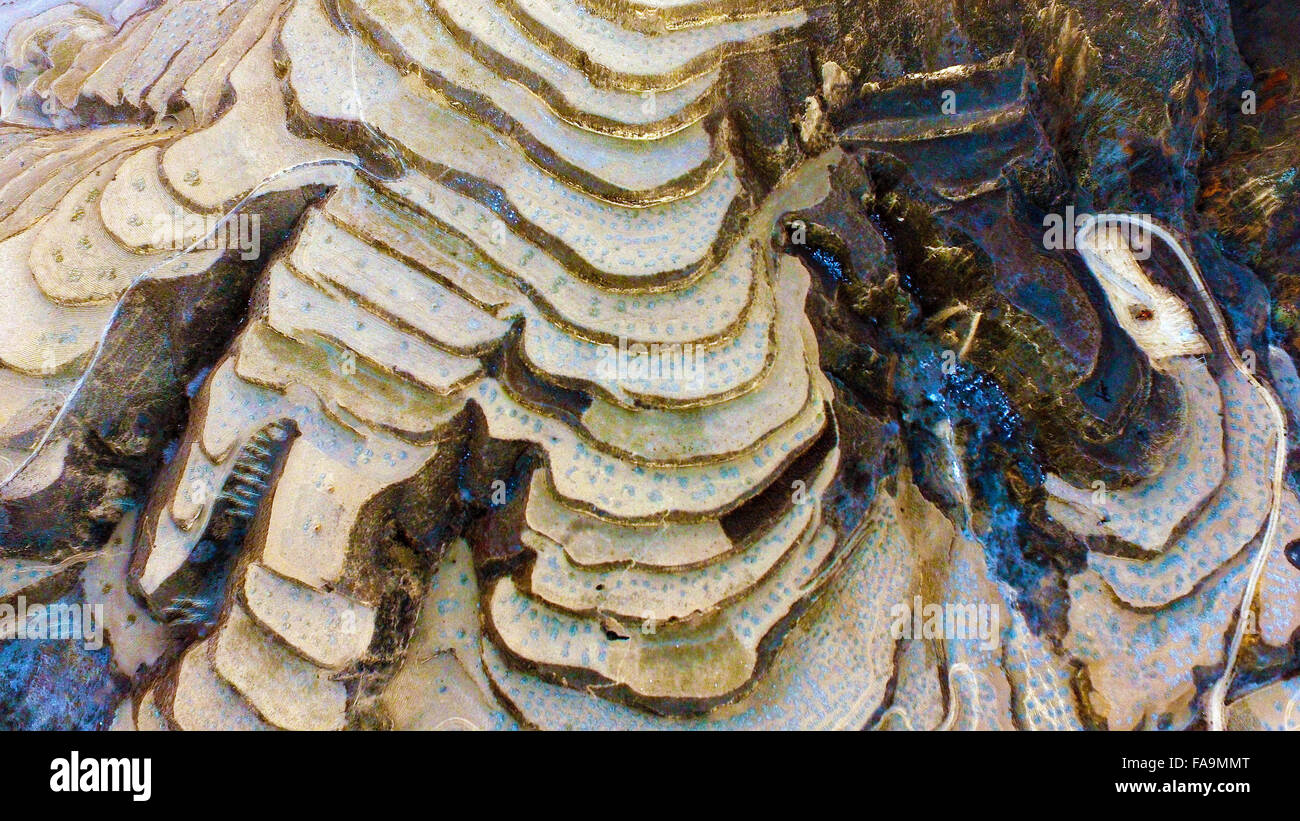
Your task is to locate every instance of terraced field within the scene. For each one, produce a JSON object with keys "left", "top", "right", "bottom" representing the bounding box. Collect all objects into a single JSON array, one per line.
[{"left": 1, "top": 0, "right": 1299, "bottom": 732}]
